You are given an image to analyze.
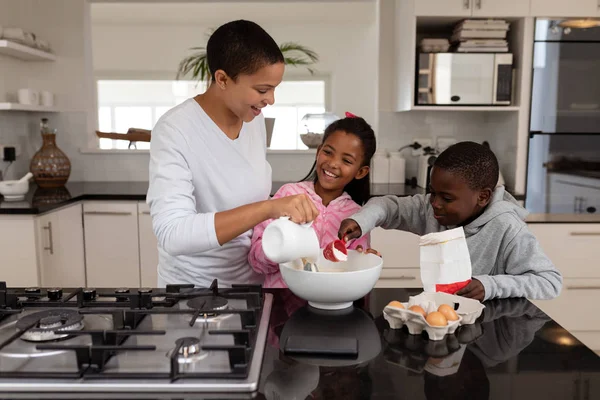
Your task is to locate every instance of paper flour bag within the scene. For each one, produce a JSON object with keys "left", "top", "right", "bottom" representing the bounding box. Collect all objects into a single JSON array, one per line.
[{"left": 420, "top": 227, "right": 472, "bottom": 294}]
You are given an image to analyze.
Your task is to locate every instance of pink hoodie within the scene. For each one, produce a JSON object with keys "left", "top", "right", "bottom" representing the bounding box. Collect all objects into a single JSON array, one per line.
[{"left": 248, "top": 181, "right": 370, "bottom": 288}]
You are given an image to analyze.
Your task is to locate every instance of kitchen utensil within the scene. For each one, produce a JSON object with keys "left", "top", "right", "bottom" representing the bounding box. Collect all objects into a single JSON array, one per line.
[
  {"left": 18, "top": 172, "right": 33, "bottom": 183},
  {"left": 0, "top": 179, "right": 29, "bottom": 201},
  {"left": 323, "top": 238, "right": 347, "bottom": 262},
  {"left": 301, "top": 257, "right": 319, "bottom": 272},
  {"left": 280, "top": 250, "right": 383, "bottom": 310},
  {"left": 262, "top": 217, "right": 320, "bottom": 264}
]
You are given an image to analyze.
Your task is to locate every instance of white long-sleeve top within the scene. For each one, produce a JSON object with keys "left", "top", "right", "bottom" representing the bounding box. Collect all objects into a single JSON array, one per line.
[{"left": 147, "top": 98, "right": 272, "bottom": 288}]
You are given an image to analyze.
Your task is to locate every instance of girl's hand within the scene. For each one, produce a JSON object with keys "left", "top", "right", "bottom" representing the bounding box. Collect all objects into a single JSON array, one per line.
[
  {"left": 338, "top": 218, "right": 362, "bottom": 242},
  {"left": 269, "top": 194, "right": 319, "bottom": 224},
  {"left": 355, "top": 245, "right": 381, "bottom": 257}
]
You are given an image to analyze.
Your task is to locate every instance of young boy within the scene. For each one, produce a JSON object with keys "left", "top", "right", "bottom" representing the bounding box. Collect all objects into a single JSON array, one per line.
[{"left": 339, "top": 141, "right": 562, "bottom": 301}]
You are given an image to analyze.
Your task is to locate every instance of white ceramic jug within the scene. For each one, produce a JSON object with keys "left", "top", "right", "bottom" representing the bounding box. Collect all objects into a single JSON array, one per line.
[{"left": 262, "top": 217, "right": 320, "bottom": 264}]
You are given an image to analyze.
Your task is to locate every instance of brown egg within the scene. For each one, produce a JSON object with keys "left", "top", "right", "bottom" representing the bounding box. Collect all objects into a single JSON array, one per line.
[
  {"left": 408, "top": 305, "right": 427, "bottom": 317},
  {"left": 426, "top": 311, "right": 448, "bottom": 327},
  {"left": 387, "top": 301, "right": 405, "bottom": 309},
  {"left": 438, "top": 304, "right": 459, "bottom": 321}
]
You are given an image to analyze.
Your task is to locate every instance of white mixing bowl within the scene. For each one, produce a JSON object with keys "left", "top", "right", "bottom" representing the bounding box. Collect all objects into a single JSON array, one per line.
[{"left": 280, "top": 250, "right": 383, "bottom": 310}]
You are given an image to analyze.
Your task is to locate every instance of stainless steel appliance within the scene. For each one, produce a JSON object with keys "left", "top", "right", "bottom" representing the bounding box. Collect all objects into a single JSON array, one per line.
[
  {"left": 0, "top": 281, "right": 272, "bottom": 399},
  {"left": 416, "top": 52, "right": 513, "bottom": 105},
  {"left": 526, "top": 18, "right": 600, "bottom": 214}
]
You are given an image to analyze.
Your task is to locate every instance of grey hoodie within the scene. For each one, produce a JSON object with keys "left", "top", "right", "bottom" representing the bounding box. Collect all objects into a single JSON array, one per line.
[{"left": 352, "top": 186, "right": 563, "bottom": 301}]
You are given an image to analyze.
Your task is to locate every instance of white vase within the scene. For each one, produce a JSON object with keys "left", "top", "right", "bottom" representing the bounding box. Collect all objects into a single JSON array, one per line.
[{"left": 265, "top": 117, "right": 275, "bottom": 148}]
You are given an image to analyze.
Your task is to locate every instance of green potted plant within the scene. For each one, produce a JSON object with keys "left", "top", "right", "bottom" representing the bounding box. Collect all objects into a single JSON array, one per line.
[{"left": 176, "top": 35, "right": 319, "bottom": 147}]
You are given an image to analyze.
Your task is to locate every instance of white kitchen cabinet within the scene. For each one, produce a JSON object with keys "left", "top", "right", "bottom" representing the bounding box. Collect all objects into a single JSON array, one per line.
[
  {"left": 371, "top": 227, "right": 422, "bottom": 288},
  {"left": 530, "top": 0, "right": 600, "bottom": 17},
  {"left": 83, "top": 202, "right": 140, "bottom": 287},
  {"left": 415, "top": 0, "right": 472, "bottom": 16},
  {"left": 138, "top": 202, "right": 158, "bottom": 287},
  {"left": 528, "top": 223, "right": 600, "bottom": 278},
  {"left": 472, "top": 0, "right": 531, "bottom": 16},
  {"left": 0, "top": 216, "right": 38, "bottom": 286},
  {"left": 35, "top": 204, "right": 85, "bottom": 287},
  {"left": 415, "top": 0, "right": 529, "bottom": 17}
]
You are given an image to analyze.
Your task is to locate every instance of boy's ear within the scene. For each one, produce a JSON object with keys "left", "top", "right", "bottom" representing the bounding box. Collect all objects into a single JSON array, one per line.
[
  {"left": 354, "top": 165, "right": 369, "bottom": 180},
  {"left": 477, "top": 188, "right": 493, "bottom": 207}
]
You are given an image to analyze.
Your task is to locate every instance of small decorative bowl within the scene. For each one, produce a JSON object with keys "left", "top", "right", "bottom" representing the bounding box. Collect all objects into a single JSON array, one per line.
[
  {"left": 300, "top": 133, "right": 324, "bottom": 149},
  {"left": 0, "top": 180, "right": 29, "bottom": 201}
]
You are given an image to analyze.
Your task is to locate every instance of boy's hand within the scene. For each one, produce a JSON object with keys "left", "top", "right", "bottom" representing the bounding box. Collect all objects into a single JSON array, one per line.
[
  {"left": 355, "top": 245, "right": 381, "bottom": 257},
  {"left": 455, "top": 279, "right": 485, "bottom": 301},
  {"left": 338, "top": 219, "right": 362, "bottom": 242}
]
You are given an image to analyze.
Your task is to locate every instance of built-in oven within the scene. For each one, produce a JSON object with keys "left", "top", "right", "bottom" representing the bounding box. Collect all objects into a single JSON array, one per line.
[
  {"left": 416, "top": 53, "right": 513, "bottom": 105},
  {"left": 526, "top": 18, "right": 600, "bottom": 215}
]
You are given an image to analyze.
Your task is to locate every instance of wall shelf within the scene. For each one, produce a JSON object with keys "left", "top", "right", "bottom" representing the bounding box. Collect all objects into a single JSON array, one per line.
[
  {"left": 0, "top": 40, "right": 56, "bottom": 61},
  {"left": 0, "top": 103, "right": 60, "bottom": 112}
]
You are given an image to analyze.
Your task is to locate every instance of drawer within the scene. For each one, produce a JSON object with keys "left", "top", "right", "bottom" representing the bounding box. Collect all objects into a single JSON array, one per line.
[
  {"left": 528, "top": 223, "right": 600, "bottom": 278},
  {"left": 83, "top": 201, "right": 138, "bottom": 215},
  {"left": 531, "top": 278, "right": 600, "bottom": 331},
  {"left": 376, "top": 268, "right": 422, "bottom": 288},
  {"left": 372, "top": 228, "right": 420, "bottom": 269}
]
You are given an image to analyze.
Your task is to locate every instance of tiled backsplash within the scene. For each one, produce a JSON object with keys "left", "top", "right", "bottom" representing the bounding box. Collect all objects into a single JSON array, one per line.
[{"left": 0, "top": 109, "right": 518, "bottom": 185}]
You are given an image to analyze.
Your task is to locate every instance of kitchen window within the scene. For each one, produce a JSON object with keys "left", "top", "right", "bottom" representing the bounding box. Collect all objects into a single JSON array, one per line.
[{"left": 96, "top": 79, "right": 327, "bottom": 151}]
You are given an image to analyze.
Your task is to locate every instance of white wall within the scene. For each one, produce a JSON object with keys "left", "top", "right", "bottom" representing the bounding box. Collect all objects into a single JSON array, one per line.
[{"left": 88, "top": 1, "right": 377, "bottom": 182}]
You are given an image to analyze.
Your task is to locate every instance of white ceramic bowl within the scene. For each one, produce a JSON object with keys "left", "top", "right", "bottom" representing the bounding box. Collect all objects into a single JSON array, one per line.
[
  {"left": 0, "top": 180, "right": 29, "bottom": 201},
  {"left": 280, "top": 250, "right": 383, "bottom": 310}
]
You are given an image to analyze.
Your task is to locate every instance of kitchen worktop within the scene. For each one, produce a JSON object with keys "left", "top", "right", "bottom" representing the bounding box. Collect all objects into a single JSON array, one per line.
[
  {"left": 0, "top": 181, "right": 428, "bottom": 215},
  {"left": 257, "top": 288, "right": 600, "bottom": 400}
]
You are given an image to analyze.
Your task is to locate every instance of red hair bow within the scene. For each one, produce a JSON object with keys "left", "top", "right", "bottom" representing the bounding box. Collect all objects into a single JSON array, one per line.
[{"left": 345, "top": 111, "right": 358, "bottom": 118}]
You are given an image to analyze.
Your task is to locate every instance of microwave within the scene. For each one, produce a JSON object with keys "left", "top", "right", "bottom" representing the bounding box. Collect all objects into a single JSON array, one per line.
[{"left": 416, "top": 53, "right": 513, "bottom": 105}]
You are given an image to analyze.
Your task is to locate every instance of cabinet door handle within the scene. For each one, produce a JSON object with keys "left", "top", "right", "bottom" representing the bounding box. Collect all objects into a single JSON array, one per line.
[
  {"left": 83, "top": 211, "right": 133, "bottom": 216},
  {"left": 569, "top": 232, "right": 600, "bottom": 236},
  {"left": 43, "top": 222, "right": 53, "bottom": 255},
  {"left": 398, "top": 276, "right": 417, "bottom": 280},
  {"left": 140, "top": 211, "right": 151, "bottom": 215},
  {"left": 463, "top": 0, "right": 470, "bottom": 10},
  {"left": 475, "top": 0, "right": 481, "bottom": 9},
  {"left": 566, "top": 286, "right": 600, "bottom": 290},
  {"left": 583, "top": 378, "right": 590, "bottom": 400}
]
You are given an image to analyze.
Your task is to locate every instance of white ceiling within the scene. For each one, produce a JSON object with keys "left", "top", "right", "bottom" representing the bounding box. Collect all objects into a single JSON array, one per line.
[{"left": 90, "top": 1, "right": 376, "bottom": 25}]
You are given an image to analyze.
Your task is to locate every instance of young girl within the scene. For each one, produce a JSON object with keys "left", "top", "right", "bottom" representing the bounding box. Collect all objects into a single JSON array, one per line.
[{"left": 248, "top": 113, "right": 377, "bottom": 288}]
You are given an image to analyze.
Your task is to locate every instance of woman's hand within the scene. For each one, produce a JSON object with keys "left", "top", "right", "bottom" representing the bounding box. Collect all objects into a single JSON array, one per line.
[
  {"left": 338, "top": 218, "right": 363, "bottom": 242},
  {"left": 269, "top": 194, "right": 319, "bottom": 224}
]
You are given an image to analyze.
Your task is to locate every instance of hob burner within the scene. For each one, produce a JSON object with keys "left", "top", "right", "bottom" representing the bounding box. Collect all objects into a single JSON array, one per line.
[
  {"left": 186, "top": 296, "right": 229, "bottom": 315},
  {"left": 166, "top": 337, "right": 209, "bottom": 363},
  {"left": 177, "top": 337, "right": 201, "bottom": 357},
  {"left": 16, "top": 309, "right": 84, "bottom": 342}
]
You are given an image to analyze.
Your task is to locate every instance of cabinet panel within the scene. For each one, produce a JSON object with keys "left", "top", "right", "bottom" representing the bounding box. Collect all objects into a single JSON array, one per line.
[
  {"left": 414, "top": 0, "right": 472, "bottom": 17},
  {"left": 371, "top": 227, "right": 420, "bottom": 269},
  {"left": 138, "top": 202, "right": 158, "bottom": 287},
  {"left": 36, "top": 204, "right": 85, "bottom": 287},
  {"left": 0, "top": 216, "right": 38, "bottom": 286},
  {"left": 472, "top": 0, "right": 530, "bottom": 16},
  {"left": 83, "top": 201, "right": 140, "bottom": 287},
  {"left": 528, "top": 223, "right": 600, "bottom": 278}
]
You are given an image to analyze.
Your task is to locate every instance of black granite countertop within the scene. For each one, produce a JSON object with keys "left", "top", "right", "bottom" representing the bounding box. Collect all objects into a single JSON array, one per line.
[
  {"left": 0, "top": 181, "right": 428, "bottom": 215},
  {"left": 257, "top": 288, "right": 600, "bottom": 400}
]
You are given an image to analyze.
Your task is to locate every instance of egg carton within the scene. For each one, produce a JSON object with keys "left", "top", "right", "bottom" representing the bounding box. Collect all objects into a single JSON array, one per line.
[
  {"left": 411, "top": 291, "right": 485, "bottom": 325},
  {"left": 383, "top": 291, "right": 485, "bottom": 341}
]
